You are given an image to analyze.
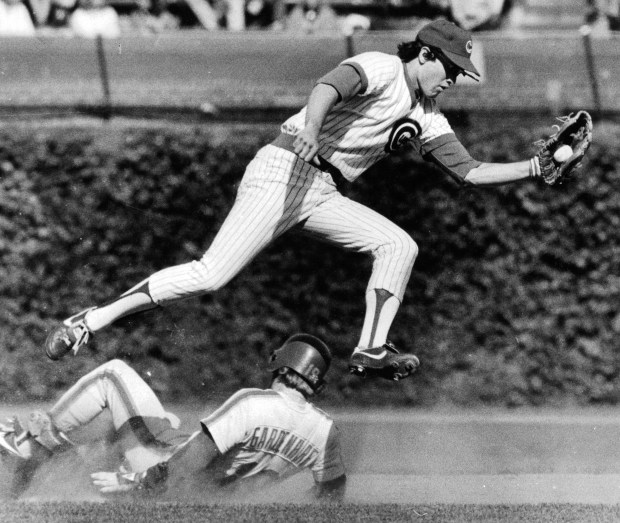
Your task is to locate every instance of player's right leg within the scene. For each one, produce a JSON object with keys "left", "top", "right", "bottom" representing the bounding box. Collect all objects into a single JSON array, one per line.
[
  {"left": 45, "top": 145, "right": 307, "bottom": 361},
  {"left": 49, "top": 359, "right": 188, "bottom": 471},
  {"left": 49, "top": 359, "right": 174, "bottom": 433},
  {"left": 3, "top": 360, "right": 172, "bottom": 460},
  {"left": 301, "top": 192, "right": 420, "bottom": 381},
  {"left": 44, "top": 280, "right": 157, "bottom": 361},
  {"left": 11, "top": 360, "right": 187, "bottom": 476},
  {"left": 1, "top": 360, "right": 186, "bottom": 495}
]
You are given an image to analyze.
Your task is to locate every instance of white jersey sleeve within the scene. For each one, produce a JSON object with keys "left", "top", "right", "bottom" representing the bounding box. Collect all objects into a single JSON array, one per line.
[
  {"left": 201, "top": 389, "right": 259, "bottom": 454},
  {"left": 409, "top": 96, "right": 455, "bottom": 153},
  {"left": 311, "top": 422, "right": 345, "bottom": 483},
  {"left": 340, "top": 51, "right": 400, "bottom": 97}
]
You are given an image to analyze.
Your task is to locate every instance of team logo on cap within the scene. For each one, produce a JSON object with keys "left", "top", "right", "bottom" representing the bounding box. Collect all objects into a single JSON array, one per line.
[{"left": 466, "top": 40, "right": 473, "bottom": 54}]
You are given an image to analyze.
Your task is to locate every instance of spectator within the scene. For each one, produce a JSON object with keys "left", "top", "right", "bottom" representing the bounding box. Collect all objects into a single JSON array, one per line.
[
  {"left": 149, "top": 0, "right": 180, "bottom": 29},
  {"left": 609, "top": 1, "right": 620, "bottom": 29},
  {"left": 120, "top": 0, "right": 180, "bottom": 34},
  {"left": 270, "top": 0, "right": 286, "bottom": 29},
  {"left": 585, "top": 0, "right": 620, "bottom": 34},
  {"left": 500, "top": 0, "right": 527, "bottom": 31},
  {"left": 226, "top": 0, "right": 245, "bottom": 29},
  {"left": 68, "top": 0, "right": 121, "bottom": 38},
  {"left": 340, "top": 12, "right": 371, "bottom": 35},
  {"left": 245, "top": 0, "right": 274, "bottom": 29},
  {"left": 448, "top": 0, "right": 506, "bottom": 31},
  {"left": 425, "top": 0, "right": 450, "bottom": 12},
  {"left": 284, "top": 0, "right": 340, "bottom": 33},
  {"left": 47, "top": 0, "right": 78, "bottom": 28},
  {"left": 0, "top": 0, "right": 36, "bottom": 36}
]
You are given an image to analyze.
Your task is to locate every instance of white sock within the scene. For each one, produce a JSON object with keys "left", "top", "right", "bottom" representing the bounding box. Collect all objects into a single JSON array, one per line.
[
  {"left": 355, "top": 289, "right": 401, "bottom": 350},
  {"left": 84, "top": 280, "right": 156, "bottom": 332}
]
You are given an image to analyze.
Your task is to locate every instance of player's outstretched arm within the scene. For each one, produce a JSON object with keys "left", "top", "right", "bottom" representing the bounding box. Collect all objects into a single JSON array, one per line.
[
  {"left": 464, "top": 160, "right": 532, "bottom": 186},
  {"left": 422, "top": 133, "right": 534, "bottom": 187},
  {"left": 91, "top": 430, "right": 219, "bottom": 494},
  {"left": 465, "top": 111, "right": 593, "bottom": 187}
]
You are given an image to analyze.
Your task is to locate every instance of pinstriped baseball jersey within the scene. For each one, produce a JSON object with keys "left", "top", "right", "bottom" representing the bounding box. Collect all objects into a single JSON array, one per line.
[
  {"left": 202, "top": 387, "right": 344, "bottom": 484},
  {"left": 281, "top": 52, "right": 454, "bottom": 182},
  {"left": 72, "top": 52, "right": 428, "bottom": 343},
  {"left": 409, "top": 97, "right": 454, "bottom": 148}
]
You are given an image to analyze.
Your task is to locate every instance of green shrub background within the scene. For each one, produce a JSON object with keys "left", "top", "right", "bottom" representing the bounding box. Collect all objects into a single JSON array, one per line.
[{"left": 0, "top": 116, "right": 618, "bottom": 408}]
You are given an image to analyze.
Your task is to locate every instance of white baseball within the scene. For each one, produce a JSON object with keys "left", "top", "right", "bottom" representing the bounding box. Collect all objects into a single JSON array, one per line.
[{"left": 553, "top": 145, "right": 573, "bottom": 163}]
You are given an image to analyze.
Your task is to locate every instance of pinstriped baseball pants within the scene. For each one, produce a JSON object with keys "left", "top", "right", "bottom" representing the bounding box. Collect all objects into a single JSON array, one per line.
[
  {"left": 49, "top": 360, "right": 189, "bottom": 472},
  {"left": 148, "top": 145, "right": 418, "bottom": 305}
]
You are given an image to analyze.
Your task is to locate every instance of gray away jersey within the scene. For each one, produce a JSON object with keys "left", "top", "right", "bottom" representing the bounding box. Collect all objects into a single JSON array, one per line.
[{"left": 201, "top": 387, "right": 345, "bottom": 485}]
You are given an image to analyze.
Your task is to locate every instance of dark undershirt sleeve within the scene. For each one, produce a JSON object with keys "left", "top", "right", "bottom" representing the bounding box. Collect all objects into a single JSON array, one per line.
[
  {"left": 316, "top": 64, "right": 364, "bottom": 103},
  {"left": 421, "top": 133, "right": 482, "bottom": 186}
]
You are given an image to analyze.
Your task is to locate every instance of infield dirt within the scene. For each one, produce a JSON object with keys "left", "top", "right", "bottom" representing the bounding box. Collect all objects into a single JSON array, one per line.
[{"left": 2, "top": 405, "right": 620, "bottom": 504}]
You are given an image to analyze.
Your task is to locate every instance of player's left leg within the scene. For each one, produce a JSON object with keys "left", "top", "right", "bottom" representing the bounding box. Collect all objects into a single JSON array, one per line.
[
  {"left": 1, "top": 360, "right": 186, "bottom": 497},
  {"left": 302, "top": 192, "right": 420, "bottom": 380},
  {"left": 1, "top": 360, "right": 186, "bottom": 481},
  {"left": 49, "top": 359, "right": 188, "bottom": 471},
  {"left": 358, "top": 288, "right": 401, "bottom": 350},
  {"left": 45, "top": 145, "right": 316, "bottom": 361}
]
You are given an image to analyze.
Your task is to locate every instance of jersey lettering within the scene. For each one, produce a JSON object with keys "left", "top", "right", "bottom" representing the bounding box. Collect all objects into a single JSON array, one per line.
[
  {"left": 272, "top": 429, "right": 289, "bottom": 452},
  {"left": 246, "top": 426, "right": 319, "bottom": 467},
  {"left": 265, "top": 428, "right": 279, "bottom": 451},
  {"left": 249, "top": 427, "right": 261, "bottom": 448},
  {"left": 256, "top": 428, "right": 268, "bottom": 448},
  {"left": 281, "top": 433, "right": 297, "bottom": 455}
]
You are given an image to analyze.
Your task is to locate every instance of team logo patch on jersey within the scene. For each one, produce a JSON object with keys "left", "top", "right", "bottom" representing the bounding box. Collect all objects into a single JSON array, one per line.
[{"left": 385, "top": 118, "right": 422, "bottom": 153}]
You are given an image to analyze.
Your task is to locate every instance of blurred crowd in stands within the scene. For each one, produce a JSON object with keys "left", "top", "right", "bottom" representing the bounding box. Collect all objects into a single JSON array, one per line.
[{"left": 0, "top": 0, "right": 618, "bottom": 36}]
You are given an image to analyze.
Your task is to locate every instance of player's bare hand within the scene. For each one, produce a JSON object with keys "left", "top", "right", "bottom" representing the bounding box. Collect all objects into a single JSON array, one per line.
[
  {"left": 293, "top": 127, "right": 320, "bottom": 163},
  {"left": 91, "top": 471, "right": 142, "bottom": 494}
]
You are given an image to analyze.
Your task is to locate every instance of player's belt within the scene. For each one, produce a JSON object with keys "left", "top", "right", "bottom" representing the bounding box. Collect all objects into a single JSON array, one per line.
[{"left": 271, "top": 133, "right": 349, "bottom": 191}]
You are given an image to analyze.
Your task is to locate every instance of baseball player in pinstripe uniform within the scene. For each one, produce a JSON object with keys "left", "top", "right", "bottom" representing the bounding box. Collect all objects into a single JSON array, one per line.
[
  {"left": 45, "top": 19, "right": 542, "bottom": 381},
  {"left": 2, "top": 334, "right": 346, "bottom": 500}
]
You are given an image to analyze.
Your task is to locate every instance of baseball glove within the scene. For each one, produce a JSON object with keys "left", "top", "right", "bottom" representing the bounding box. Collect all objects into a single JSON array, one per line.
[{"left": 534, "top": 110, "right": 593, "bottom": 185}]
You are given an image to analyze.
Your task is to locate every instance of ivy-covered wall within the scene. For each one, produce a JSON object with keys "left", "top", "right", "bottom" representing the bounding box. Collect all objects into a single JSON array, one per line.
[{"left": 0, "top": 117, "right": 618, "bottom": 408}]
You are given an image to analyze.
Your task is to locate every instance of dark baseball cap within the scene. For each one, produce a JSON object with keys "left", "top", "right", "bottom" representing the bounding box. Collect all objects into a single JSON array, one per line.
[{"left": 417, "top": 19, "right": 480, "bottom": 79}]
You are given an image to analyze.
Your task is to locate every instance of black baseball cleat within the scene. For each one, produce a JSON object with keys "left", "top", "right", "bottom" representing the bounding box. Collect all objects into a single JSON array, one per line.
[
  {"left": 45, "top": 307, "right": 95, "bottom": 361},
  {"left": 348, "top": 342, "right": 420, "bottom": 381}
]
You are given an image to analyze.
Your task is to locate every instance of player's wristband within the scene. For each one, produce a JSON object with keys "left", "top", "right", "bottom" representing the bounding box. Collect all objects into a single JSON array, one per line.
[
  {"left": 529, "top": 157, "right": 541, "bottom": 178},
  {"left": 142, "top": 462, "right": 169, "bottom": 490},
  {"left": 118, "top": 471, "right": 146, "bottom": 490}
]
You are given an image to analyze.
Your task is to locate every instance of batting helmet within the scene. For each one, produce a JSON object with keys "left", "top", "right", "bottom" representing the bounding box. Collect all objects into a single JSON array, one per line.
[{"left": 268, "top": 334, "right": 332, "bottom": 393}]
